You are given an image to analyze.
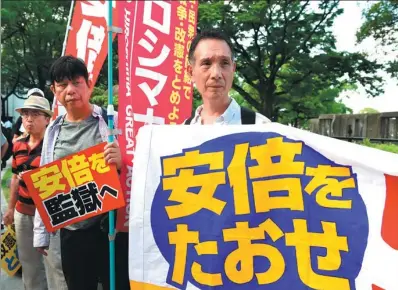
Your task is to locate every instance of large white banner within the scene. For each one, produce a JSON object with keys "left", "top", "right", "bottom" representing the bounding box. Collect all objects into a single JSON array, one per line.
[{"left": 128, "top": 123, "right": 398, "bottom": 290}]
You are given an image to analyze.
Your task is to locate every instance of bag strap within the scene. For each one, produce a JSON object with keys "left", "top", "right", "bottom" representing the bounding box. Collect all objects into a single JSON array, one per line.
[
  {"left": 184, "top": 116, "right": 194, "bottom": 125},
  {"left": 240, "top": 106, "right": 256, "bottom": 124},
  {"left": 101, "top": 107, "right": 108, "bottom": 125}
]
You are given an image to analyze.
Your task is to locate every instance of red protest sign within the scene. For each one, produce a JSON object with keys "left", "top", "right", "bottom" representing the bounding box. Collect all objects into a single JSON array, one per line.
[
  {"left": 116, "top": 0, "right": 198, "bottom": 232},
  {"left": 22, "top": 142, "right": 125, "bottom": 232}
]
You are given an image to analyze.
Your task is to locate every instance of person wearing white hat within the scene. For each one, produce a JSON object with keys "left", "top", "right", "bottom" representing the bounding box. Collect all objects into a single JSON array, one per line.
[
  {"left": 12, "top": 88, "right": 46, "bottom": 143},
  {"left": 3, "top": 94, "right": 53, "bottom": 290}
]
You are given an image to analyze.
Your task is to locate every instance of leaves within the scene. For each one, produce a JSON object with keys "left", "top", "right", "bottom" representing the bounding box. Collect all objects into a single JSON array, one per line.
[
  {"left": 198, "top": 0, "right": 384, "bottom": 120},
  {"left": 358, "top": 107, "right": 379, "bottom": 114},
  {"left": 357, "top": 1, "right": 398, "bottom": 45},
  {"left": 1, "top": 0, "right": 71, "bottom": 98},
  {"left": 357, "top": 1, "right": 398, "bottom": 78}
]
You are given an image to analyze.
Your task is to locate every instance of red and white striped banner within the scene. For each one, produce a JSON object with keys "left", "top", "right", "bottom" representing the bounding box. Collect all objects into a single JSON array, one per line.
[
  {"left": 116, "top": 0, "right": 198, "bottom": 232},
  {"left": 52, "top": 1, "right": 119, "bottom": 119}
]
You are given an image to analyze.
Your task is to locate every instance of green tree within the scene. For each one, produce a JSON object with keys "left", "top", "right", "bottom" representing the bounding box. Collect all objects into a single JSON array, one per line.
[
  {"left": 90, "top": 86, "right": 119, "bottom": 111},
  {"left": 1, "top": 0, "right": 71, "bottom": 94},
  {"left": 357, "top": 1, "right": 398, "bottom": 46},
  {"left": 357, "top": 1, "right": 398, "bottom": 78},
  {"left": 1, "top": 0, "right": 119, "bottom": 118},
  {"left": 358, "top": 107, "right": 379, "bottom": 114},
  {"left": 1, "top": 0, "right": 71, "bottom": 117},
  {"left": 198, "top": 0, "right": 384, "bottom": 120},
  {"left": 278, "top": 88, "right": 353, "bottom": 128}
]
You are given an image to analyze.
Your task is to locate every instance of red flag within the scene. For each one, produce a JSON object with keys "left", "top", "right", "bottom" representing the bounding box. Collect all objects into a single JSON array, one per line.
[
  {"left": 116, "top": 0, "right": 199, "bottom": 232},
  {"left": 53, "top": 1, "right": 119, "bottom": 119}
]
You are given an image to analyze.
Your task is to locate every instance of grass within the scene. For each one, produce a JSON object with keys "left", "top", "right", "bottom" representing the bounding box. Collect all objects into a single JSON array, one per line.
[
  {"left": 360, "top": 139, "right": 398, "bottom": 154},
  {"left": 1, "top": 168, "right": 12, "bottom": 202}
]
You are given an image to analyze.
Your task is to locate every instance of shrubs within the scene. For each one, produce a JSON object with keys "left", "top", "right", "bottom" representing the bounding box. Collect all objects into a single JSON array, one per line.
[{"left": 360, "top": 138, "right": 398, "bottom": 154}]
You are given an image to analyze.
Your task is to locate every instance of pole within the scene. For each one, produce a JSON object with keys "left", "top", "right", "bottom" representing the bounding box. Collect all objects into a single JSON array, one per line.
[
  {"left": 62, "top": 0, "right": 75, "bottom": 56},
  {"left": 107, "top": 1, "right": 116, "bottom": 290},
  {"left": 53, "top": 0, "right": 74, "bottom": 120}
]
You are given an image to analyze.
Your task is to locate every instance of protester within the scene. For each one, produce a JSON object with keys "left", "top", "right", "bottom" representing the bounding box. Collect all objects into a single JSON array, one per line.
[
  {"left": 1, "top": 132, "right": 8, "bottom": 159},
  {"left": 34, "top": 55, "right": 129, "bottom": 290},
  {"left": 2, "top": 95, "right": 55, "bottom": 289},
  {"left": 12, "top": 88, "right": 46, "bottom": 143},
  {"left": 185, "top": 29, "right": 270, "bottom": 125}
]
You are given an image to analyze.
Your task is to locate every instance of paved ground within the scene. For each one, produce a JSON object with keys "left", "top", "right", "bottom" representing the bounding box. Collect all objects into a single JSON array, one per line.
[{"left": 1, "top": 159, "right": 23, "bottom": 290}]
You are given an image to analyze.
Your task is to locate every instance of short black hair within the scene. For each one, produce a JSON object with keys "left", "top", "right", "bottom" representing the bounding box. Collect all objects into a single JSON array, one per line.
[
  {"left": 188, "top": 29, "right": 234, "bottom": 63},
  {"left": 49, "top": 55, "right": 89, "bottom": 85}
]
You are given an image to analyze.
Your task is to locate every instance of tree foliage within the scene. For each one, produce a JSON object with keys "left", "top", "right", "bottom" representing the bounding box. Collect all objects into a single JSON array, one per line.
[
  {"left": 357, "top": 1, "right": 398, "bottom": 45},
  {"left": 1, "top": 0, "right": 386, "bottom": 124},
  {"left": 358, "top": 107, "right": 379, "bottom": 114},
  {"left": 1, "top": 0, "right": 119, "bottom": 118},
  {"left": 1, "top": 0, "right": 71, "bottom": 95},
  {"left": 357, "top": 1, "right": 398, "bottom": 78},
  {"left": 90, "top": 86, "right": 119, "bottom": 111},
  {"left": 198, "top": 0, "right": 384, "bottom": 120}
]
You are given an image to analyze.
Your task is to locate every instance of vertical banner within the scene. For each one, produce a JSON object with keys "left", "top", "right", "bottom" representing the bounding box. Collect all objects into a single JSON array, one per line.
[
  {"left": 116, "top": 0, "right": 199, "bottom": 231},
  {"left": 53, "top": 1, "right": 119, "bottom": 119}
]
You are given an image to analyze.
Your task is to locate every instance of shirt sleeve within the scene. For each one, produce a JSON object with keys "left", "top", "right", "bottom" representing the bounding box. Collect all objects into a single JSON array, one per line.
[
  {"left": 33, "top": 209, "right": 50, "bottom": 248},
  {"left": 33, "top": 126, "right": 51, "bottom": 248}
]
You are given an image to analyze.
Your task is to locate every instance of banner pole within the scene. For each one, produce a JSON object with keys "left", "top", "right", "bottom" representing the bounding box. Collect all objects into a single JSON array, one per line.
[
  {"left": 62, "top": 0, "right": 75, "bottom": 56},
  {"left": 53, "top": 0, "right": 74, "bottom": 120},
  {"left": 107, "top": 1, "right": 116, "bottom": 290}
]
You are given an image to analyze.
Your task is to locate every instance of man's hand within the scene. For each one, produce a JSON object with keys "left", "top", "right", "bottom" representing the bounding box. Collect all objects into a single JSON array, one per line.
[
  {"left": 104, "top": 142, "right": 122, "bottom": 170},
  {"left": 17, "top": 170, "right": 30, "bottom": 181},
  {"left": 36, "top": 246, "right": 49, "bottom": 256},
  {"left": 3, "top": 208, "right": 14, "bottom": 226}
]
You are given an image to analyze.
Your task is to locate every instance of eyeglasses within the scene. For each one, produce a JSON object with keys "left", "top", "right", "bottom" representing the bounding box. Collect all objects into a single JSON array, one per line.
[{"left": 21, "top": 110, "right": 46, "bottom": 119}]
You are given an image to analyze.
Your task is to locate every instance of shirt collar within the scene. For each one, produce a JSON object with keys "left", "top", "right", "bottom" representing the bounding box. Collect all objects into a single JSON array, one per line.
[
  {"left": 193, "top": 98, "right": 240, "bottom": 124},
  {"left": 52, "top": 104, "right": 102, "bottom": 127}
]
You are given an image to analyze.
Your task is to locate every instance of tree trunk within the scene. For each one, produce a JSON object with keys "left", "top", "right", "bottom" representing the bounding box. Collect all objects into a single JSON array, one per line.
[
  {"left": 294, "top": 118, "right": 299, "bottom": 128},
  {"left": 260, "top": 82, "right": 276, "bottom": 120},
  {"left": 37, "top": 65, "right": 46, "bottom": 92}
]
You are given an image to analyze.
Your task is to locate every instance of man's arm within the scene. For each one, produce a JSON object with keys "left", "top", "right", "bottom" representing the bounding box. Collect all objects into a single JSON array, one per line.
[
  {"left": 33, "top": 126, "right": 51, "bottom": 255},
  {"left": 33, "top": 209, "right": 50, "bottom": 255},
  {"left": 2, "top": 174, "right": 19, "bottom": 226}
]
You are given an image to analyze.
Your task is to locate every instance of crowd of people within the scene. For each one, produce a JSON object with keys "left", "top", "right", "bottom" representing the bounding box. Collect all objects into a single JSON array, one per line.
[{"left": 1, "top": 29, "right": 270, "bottom": 290}]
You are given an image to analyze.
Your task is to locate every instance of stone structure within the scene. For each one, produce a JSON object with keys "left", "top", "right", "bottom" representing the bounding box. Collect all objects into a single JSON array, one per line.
[{"left": 309, "top": 112, "right": 398, "bottom": 139}]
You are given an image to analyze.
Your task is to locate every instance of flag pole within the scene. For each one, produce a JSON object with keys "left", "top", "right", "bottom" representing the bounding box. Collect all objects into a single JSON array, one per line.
[
  {"left": 52, "top": 0, "right": 75, "bottom": 120},
  {"left": 62, "top": 0, "right": 75, "bottom": 56},
  {"left": 107, "top": 0, "right": 116, "bottom": 289}
]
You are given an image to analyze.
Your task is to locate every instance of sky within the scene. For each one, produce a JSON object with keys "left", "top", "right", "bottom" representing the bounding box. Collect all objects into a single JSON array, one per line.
[{"left": 332, "top": 1, "right": 398, "bottom": 113}]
